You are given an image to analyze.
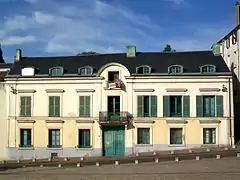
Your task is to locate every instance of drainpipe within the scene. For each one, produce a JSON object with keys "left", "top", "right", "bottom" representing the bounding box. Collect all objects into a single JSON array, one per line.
[{"left": 228, "top": 77, "right": 233, "bottom": 147}]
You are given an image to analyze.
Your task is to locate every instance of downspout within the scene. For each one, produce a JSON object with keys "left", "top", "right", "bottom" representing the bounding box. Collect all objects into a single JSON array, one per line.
[
  {"left": 228, "top": 77, "right": 233, "bottom": 147},
  {"left": 14, "top": 78, "right": 18, "bottom": 147}
]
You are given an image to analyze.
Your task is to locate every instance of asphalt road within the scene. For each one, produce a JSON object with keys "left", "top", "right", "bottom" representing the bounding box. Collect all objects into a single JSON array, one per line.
[{"left": 0, "top": 157, "right": 240, "bottom": 180}]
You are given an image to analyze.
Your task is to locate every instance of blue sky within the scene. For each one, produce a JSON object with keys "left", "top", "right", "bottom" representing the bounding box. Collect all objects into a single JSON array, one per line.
[{"left": 0, "top": 0, "right": 237, "bottom": 62}]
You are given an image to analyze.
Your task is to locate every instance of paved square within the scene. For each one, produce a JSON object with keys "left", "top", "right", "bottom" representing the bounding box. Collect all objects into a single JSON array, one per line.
[{"left": 0, "top": 157, "right": 240, "bottom": 180}]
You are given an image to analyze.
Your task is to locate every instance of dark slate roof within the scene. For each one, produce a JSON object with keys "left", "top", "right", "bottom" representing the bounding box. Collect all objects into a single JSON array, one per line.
[
  {"left": 0, "top": 63, "right": 12, "bottom": 69},
  {"left": 7, "top": 51, "right": 230, "bottom": 77}
]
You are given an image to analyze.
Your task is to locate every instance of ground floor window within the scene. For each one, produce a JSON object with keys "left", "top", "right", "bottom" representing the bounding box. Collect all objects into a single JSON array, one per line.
[
  {"left": 137, "top": 128, "right": 150, "bottom": 144},
  {"left": 20, "top": 129, "right": 32, "bottom": 147},
  {"left": 170, "top": 128, "right": 183, "bottom": 145},
  {"left": 48, "top": 129, "right": 61, "bottom": 148},
  {"left": 78, "top": 129, "right": 91, "bottom": 148},
  {"left": 203, "top": 128, "right": 216, "bottom": 144}
]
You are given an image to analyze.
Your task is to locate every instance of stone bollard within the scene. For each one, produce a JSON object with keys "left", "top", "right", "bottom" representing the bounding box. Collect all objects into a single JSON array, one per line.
[
  {"left": 80, "top": 157, "right": 84, "bottom": 161},
  {"left": 170, "top": 150, "right": 174, "bottom": 154},
  {"left": 135, "top": 159, "right": 139, "bottom": 164},
  {"left": 224, "top": 147, "right": 229, "bottom": 151},
  {"left": 40, "top": 164, "right": 43, "bottom": 167},
  {"left": 206, "top": 148, "right": 210, "bottom": 152},
  {"left": 136, "top": 153, "right": 139, "bottom": 157},
  {"left": 77, "top": 163, "right": 81, "bottom": 167},
  {"left": 175, "top": 157, "right": 179, "bottom": 162},
  {"left": 188, "top": 149, "right": 192, "bottom": 153},
  {"left": 96, "top": 162, "right": 100, "bottom": 166},
  {"left": 155, "top": 158, "right": 159, "bottom": 163},
  {"left": 1, "top": 160, "right": 6, "bottom": 164},
  {"left": 216, "top": 155, "right": 221, "bottom": 159},
  {"left": 115, "top": 161, "right": 119, "bottom": 165},
  {"left": 237, "top": 153, "right": 240, "bottom": 158},
  {"left": 196, "top": 156, "right": 200, "bottom": 160},
  {"left": 58, "top": 164, "right": 62, "bottom": 168},
  {"left": 17, "top": 160, "right": 21, "bottom": 163},
  {"left": 32, "top": 158, "right": 36, "bottom": 162},
  {"left": 48, "top": 158, "right": 52, "bottom": 161},
  {"left": 64, "top": 157, "right": 68, "bottom": 161},
  {"left": 22, "top": 165, "right": 26, "bottom": 168},
  {"left": 153, "top": 152, "right": 157, "bottom": 155}
]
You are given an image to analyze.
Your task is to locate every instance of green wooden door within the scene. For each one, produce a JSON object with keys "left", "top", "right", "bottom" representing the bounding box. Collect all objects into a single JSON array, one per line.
[{"left": 103, "top": 126, "right": 125, "bottom": 156}]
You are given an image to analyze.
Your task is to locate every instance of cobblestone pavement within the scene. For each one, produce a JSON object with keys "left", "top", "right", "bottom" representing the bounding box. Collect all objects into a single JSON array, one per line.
[{"left": 0, "top": 157, "right": 240, "bottom": 180}]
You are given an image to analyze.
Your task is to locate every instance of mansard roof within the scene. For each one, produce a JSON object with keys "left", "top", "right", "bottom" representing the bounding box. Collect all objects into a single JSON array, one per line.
[{"left": 7, "top": 50, "right": 230, "bottom": 77}]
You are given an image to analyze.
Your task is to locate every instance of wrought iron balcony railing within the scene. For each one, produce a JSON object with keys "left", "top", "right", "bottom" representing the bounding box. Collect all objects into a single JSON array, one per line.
[
  {"left": 99, "top": 111, "right": 132, "bottom": 123},
  {"left": 106, "top": 80, "right": 124, "bottom": 89}
]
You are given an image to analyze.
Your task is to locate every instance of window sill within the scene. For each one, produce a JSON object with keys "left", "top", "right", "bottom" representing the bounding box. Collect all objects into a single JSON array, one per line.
[
  {"left": 18, "top": 147, "right": 34, "bottom": 150},
  {"left": 75, "top": 146, "right": 93, "bottom": 151},
  {"left": 47, "top": 146, "right": 63, "bottom": 150},
  {"left": 135, "top": 144, "right": 153, "bottom": 147},
  {"left": 168, "top": 144, "right": 186, "bottom": 147}
]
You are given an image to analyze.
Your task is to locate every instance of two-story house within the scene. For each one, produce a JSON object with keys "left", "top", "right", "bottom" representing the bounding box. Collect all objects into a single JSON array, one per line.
[
  {"left": 213, "top": 2, "right": 240, "bottom": 143},
  {"left": 3, "top": 46, "right": 234, "bottom": 160}
]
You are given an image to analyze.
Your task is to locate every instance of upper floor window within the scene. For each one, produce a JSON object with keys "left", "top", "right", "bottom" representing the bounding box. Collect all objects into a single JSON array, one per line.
[
  {"left": 136, "top": 65, "right": 151, "bottom": 74},
  {"left": 168, "top": 65, "right": 183, "bottom": 74},
  {"left": 200, "top": 65, "right": 216, "bottom": 73},
  {"left": 232, "top": 31, "right": 238, "bottom": 45},
  {"left": 78, "top": 66, "right": 93, "bottom": 76},
  {"left": 49, "top": 67, "right": 64, "bottom": 76},
  {"left": 226, "top": 38, "right": 230, "bottom": 49}
]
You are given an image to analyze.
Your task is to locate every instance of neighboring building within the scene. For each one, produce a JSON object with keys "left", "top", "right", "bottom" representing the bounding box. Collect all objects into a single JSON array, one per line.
[
  {"left": 214, "top": 2, "right": 240, "bottom": 143},
  {"left": 0, "top": 46, "right": 12, "bottom": 160},
  {"left": 4, "top": 47, "right": 234, "bottom": 160}
]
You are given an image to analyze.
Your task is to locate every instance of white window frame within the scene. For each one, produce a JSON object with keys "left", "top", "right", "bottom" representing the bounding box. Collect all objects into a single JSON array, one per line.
[
  {"left": 200, "top": 124, "right": 219, "bottom": 145},
  {"left": 135, "top": 123, "right": 153, "bottom": 146},
  {"left": 168, "top": 124, "right": 185, "bottom": 146},
  {"left": 76, "top": 123, "right": 93, "bottom": 149}
]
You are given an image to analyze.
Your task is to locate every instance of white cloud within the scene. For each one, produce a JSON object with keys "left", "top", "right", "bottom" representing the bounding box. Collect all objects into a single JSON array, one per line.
[
  {"left": 24, "top": 0, "right": 38, "bottom": 3},
  {"left": 163, "top": 0, "right": 185, "bottom": 5},
  {"left": 3, "top": 35, "right": 36, "bottom": 45}
]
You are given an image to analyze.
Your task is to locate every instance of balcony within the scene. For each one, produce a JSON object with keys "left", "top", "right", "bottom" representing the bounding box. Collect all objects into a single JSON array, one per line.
[
  {"left": 99, "top": 111, "right": 132, "bottom": 125},
  {"left": 105, "top": 80, "right": 125, "bottom": 90}
]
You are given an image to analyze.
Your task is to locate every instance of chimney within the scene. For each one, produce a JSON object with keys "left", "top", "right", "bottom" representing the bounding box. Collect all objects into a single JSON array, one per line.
[
  {"left": 15, "top": 49, "right": 22, "bottom": 61},
  {"left": 126, "top": 46, "right": 136, "bottom": 58},
  {"left": 236, "top": 2, "right": 240, "bottom": 26}
]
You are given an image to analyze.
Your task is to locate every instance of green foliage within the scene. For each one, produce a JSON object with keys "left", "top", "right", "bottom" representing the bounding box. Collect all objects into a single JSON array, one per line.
[{"left": 163, "top": 44, "right": 176, "bottom": 52}]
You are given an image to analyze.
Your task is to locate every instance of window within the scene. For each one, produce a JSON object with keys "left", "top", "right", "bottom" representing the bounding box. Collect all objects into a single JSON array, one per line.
[
  {"left": 203, "top": 128, "right": 216, "bottom": 144},
  {"left": 163, "top": 96, "right": 190, "bottom": 117},
  {"left": 49, "top": 96, "right": 60, "bottom": 117},
  {"left": 79, "top": 96, "right": 90, "bottom": 117},
  {"left": 78, "top": 129, "right": 91, "bottom": 148},
  {"left": 232, "top": 31, "right": 237, "bottom": 45},
  {"left": 108, "top": 71, "right": 119, "bottom": 82},
  {"left": 137, "top": 96, "right": 157, "bottom": 117},
  {"left": 196, "top": 95, "right": 223, "bottom": 117},
  {"left": 137, "top": 128, "right": 150, "bottom": 144},
  {"left": 48, "top": 129, "right": 61, "bottom": 148},
  {"left": 20, "top": 96, "right": 31, "bottom": 117},
  {"left": 20, "top": 129, "right": 32, "bottom": 147},
  {"left": 200, "top": 65, "right": 216, "bottom": 73},
  {"left": 168, "top": 65, "right": 183, "bottom": 74},
  {"left": 49, "top": 67, "right": 63, "bottom": 76},
  {"left": 136, "top": 65, "right": 151, "bottom": 74},
  {"left": 226, "top": 38, "right": 230, "bottom": 49},
  {"left": 170, "top": 128, "right": 183, "bottom": 145},
  {"left": 78, "top": 66, "right": 93, "bottom": 76}
]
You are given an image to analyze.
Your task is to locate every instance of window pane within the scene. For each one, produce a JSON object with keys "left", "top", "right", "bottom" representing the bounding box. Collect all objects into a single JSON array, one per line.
[
  {"left": 143, "top": 96, "right": 150, "bottom": 117},
  {"left": 49, "top": 129, "right": 60, "bottom": 147},
  {"left": 20, "top": 129, "right": 31, "bottom": 147},
  {"left": 203, "top": 128, "right": 216, "bottom": 144},
  {"left": 78, "top": 129, "right": 91, "bottom": 148},
  {"left": 137, "top": 128, "right": 150, "bottom": 144},
  {"left": 170, "top": 128, "right": 182, "bottom": 144},
  {"left": 170, "top": 96, "right": 182, "bottom": 117},
  {"left": 203, "top": 96, "right": 215, "bottom": 117}
]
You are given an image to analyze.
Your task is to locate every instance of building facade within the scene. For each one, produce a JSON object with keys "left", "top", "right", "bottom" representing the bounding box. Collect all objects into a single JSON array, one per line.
[
  {"left": 4, "top": 47, "right": 234, "bottom": 160},
  {"left": 214, "top": 2, "right": 240, "bottom": 143}
]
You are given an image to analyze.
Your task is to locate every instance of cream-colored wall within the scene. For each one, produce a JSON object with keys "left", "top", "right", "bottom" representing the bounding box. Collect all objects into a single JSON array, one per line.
[
  {"left": 0, "top": 83, "right": 7, "bottom": 159},
  {"left": 5, "top": 63, "right": 233, "bottom": 150}
]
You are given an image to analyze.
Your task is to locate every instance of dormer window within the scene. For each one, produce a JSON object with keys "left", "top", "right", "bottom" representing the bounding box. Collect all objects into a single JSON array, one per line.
[
  {"left": 200, "top": 65, "right": 216, "bottom": 73},
  {"left": 136, "top": 65, "right": 151, "bottom": 74},
  {"left": 21, "top": 67, "right": 35, "bottom": 76},
  {"left": 78, "top": 66, "right": 93, "bottom": 76},
  {"left": 168, "top": 65, "right": 183, "bottom": 74},
  {"left": 49, "top": 67, "right": 64, "bottom": 76}
]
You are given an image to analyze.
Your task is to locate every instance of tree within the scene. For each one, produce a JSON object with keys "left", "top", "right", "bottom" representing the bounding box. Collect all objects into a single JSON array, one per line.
[
  {"left": 77, "top": 51, "right": 99, "bottom": 55},
  {"left": 163, "top": 44, "right": 176, "bottom": 52}
]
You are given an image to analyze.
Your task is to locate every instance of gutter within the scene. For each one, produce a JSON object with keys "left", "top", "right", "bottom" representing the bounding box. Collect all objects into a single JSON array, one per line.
[{"left": 228, "top": 77, "right": 233, "bottom": 147}]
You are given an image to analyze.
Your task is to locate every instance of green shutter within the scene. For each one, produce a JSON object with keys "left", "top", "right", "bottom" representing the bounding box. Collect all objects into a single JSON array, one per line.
[
  {"left": 163, "top": 96, "right": 170, "bottom": 117},
  {"left": 48, "top": 130, "right": 52, "bottom": 146},
  {"left": 137, "top": 96, "right": 144, "bottom": 117},
  {"left": 27, "top": 130, "right": 31, "bottom": 145},
  {"left": 196, "top": 96, "right": 203, "bottom": 117},
  {"left": 85, "top": 96, "right": 90, "bottom": 117},
  {"left": 20, "top": 129, "right": 24, "bottom": 145},
  {"left": 212, "top": 44, "right": 221, "bottom": 55},
  {"left": 150, "top": 96, "right": 157, "bottom": 117},
  {"left": 54, "top": 96, "right": 60, "bottom": 117},
  {"left": 25, "top": 97, "right": 31, "bottom": 116},
  {"left": 49, "top": 96, "right": 54, "bottom": 117},
  {"left": 183, "top": 96, "right": 190, "bottom": 117},
  {"left": 79, "top": 96, "right": 85, "bottom": 117},
  {"left": 85, "top": 130, "right": 90, "bottom": 147},
  {"left": 216, "top": 95, "right": 223, "bottom": 117},
  {"left": 20, "top": 97, "right": 25, "bottom": 117}
]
